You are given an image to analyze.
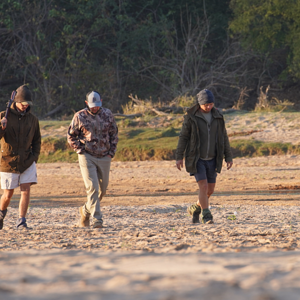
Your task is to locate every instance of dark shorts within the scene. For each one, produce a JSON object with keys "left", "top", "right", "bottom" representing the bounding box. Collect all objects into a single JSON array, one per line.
[{"left": 191, "top": 158, "right": 217, "bottom": 183}]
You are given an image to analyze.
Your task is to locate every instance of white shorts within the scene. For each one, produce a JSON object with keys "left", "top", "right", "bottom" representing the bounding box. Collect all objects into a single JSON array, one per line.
[{"left": 0, "top": 162, "right": 37, "bottom": 190}]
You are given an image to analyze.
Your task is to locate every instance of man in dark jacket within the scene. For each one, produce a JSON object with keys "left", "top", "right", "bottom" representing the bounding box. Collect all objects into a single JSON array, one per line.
[
  {"left": 0, "top": 85, "right": 41, "bottom": 229},
  {"left": 176, "top": 89, "right": 233, "bottom": 224}
]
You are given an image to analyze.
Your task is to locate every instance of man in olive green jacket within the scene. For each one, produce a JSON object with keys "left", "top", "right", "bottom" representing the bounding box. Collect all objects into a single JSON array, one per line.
[
  {"left": 176, "top": 89, "right": 233, "bottom": 224},
  {"left": 0, "top": 85, "right": 41, "bottom": 230}
]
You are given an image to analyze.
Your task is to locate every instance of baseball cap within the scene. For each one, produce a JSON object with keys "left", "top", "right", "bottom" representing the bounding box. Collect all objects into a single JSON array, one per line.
[{"left": 86, "top": 91, "right": 102, "bottom": 108}]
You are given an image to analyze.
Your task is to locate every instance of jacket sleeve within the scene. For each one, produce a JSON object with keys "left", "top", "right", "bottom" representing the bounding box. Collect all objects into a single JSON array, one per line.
[
  {"left": 108, "top": 115, "right": 118, "bottom": 158},
  {"left": 67, "top": 114, "right": 85, "bottom": 154},
  {"left": 175, "top": 115, "right": 191, "bottom": 161},
  {"left": 32, "top": 119, "right": 41, "bottom": 162},
  {"left": 22, "top": 117, "right": 41, "bottom": 171},
  {"left": 0, "top": 111, "right": 6, "bottom": 139},
  {"left": 223, "top": 126, "right": 233, "bottom": 162}
]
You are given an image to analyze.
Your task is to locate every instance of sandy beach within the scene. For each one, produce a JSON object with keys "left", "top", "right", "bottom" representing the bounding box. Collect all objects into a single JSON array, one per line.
[{"left": 1, "top": 155, "right": 300, "bottom": 299}]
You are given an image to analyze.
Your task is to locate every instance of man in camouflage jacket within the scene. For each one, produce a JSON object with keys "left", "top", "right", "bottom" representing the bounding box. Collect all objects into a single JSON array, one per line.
[{"left": 68, "top": 91, "right": 118, "bottom": 228}]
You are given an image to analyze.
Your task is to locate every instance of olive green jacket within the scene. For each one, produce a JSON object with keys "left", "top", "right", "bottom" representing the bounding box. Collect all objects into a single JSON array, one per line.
[
  {"left": 175, "top": 104, "right": 232, "bottom": 174},
  {"left": 0, "top": 103, "right": 41, "bottom": 173}
]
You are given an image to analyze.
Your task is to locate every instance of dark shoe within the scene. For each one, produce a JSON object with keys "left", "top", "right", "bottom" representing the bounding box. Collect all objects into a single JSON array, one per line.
[
  {"left": 201, "top": 209, "right": 214, "bottom": 224},
  {"left": 16, "top": 217, "right": 28, "bottom": 229},
  {"left": 0, "top": 209, "right": 7, "bottom": 230},
  {"left": 79, "top": 206, "right": 90, "bottom": 227},
  {"left": 187, "top": 204, "right": 201, "bottom": 223},
  {"left": 93, "top": 220, "right": 103, "bottom": 228}
]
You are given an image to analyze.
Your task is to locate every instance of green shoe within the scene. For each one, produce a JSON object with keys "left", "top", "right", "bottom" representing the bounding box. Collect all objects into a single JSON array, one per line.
[
  {"left": 201, "top": 208, "right": 214, "bottom": 224},
  {"left": 187, "top": 204, "right": 201, "bottom": 223}
]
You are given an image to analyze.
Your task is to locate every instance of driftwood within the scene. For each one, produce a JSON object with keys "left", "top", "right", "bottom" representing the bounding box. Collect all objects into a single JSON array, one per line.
[
  {"left": 113, "top": 113, "right": 143, "bottom": 119},
  {"left": 228, "top": 129, "right": 263, "bottom": 137},
  {"left": 44, "top": 103, "right": 65, "bottom": 118},
  {"left": 151, "top": 108, "right": 168, "bottom": 116},
  {"left": 160, "top": 106, "right": 186, "bottom": 113},
  {"left": 127, "top": 94, "right": 243, "bottom": 117},
  {"left": 219, "top": 108, "right": 238, "bottom": 114},
  {"left": 128, "top": 94, "right": 144, "bottom": 105},
  {"left": 128, "top": 94, "right": 186, "bottom": 116}
]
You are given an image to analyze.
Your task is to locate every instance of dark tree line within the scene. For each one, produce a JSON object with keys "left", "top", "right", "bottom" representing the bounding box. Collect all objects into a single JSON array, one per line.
[{"left": 0, "top": 0, "right": 299, "bottom": 116}]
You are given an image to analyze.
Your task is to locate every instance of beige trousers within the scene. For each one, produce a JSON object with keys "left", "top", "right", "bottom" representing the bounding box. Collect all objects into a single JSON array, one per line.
[{"left": 78, "top": 153, "right": 111, "bottom": 223}]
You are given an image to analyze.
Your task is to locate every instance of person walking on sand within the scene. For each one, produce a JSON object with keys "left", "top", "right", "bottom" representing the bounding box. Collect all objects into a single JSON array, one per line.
[
  {"left": 176, "top": 89, "right": 233, "bottom": 224},
  {"left": 0, "top": 85, "right": 41, "bottom": 230},
  {"left": 67, "top": 91, "right": 118, "bottom": 228}
]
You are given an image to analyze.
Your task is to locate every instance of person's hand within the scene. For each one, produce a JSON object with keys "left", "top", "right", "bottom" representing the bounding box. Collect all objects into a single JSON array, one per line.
[
  {"left": 227, "top": 161, "right": 233, "bottom": 170},
  {"left": 107, "top": 155, "right": 112, "bottom": 158},
  {"left": 0, "top": 117, "right": 7, "bottom": 129},
  {"left": 176, "top": 160, "right": 183, "bottom": 171}
]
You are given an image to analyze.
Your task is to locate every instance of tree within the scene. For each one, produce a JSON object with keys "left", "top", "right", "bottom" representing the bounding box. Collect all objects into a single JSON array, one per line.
[
  {"left": 229, "top": 0, "right": 300, "bottom": 79},
  {"left": 0, "top": 0, "right": 116, "bottom": 114}
]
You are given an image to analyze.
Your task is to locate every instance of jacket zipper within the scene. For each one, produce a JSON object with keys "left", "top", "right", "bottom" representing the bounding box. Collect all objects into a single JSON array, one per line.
[
  {"left": 17, "top": 117, "right": 21, "bottom": 172},
  {"left": 206, "top": 122, "right": 210, "bottom": 159}
]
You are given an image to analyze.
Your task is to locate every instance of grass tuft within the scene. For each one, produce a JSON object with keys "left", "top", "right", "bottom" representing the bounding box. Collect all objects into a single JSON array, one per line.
[{"left": 230, "top": 139, "right": 300, "bottom": 157}]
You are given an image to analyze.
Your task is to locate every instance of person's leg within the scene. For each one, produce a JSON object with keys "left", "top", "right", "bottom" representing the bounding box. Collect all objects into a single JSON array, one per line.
[
  {"left": 13, "top": 183, "right": 31, "bottom": 229},
  {"left": 96, "top": 156, "right": 111, "bottom": 201},
  {"left": 0, "top": 189, "right": 14, "bottom": 211},
  {"left": 78, "top": 153, "right": 102, "bottom": 227},
  {"left": 17, "top": 162, "right": 39, "bottom": 228},
  {"left": 206, "top": 183, "right": 216, "bottom": 205},
  {"left": 91, "top": 156, "right": 111, "bottom": 227},
  {"left": 198, "top": 179, "right": 214, "bottom": 224},
  {"left": 197, "top": 179, "right": 214, "bottom": 224},
  {"left": 187, "top": 159, "right": 206, "bottom": 223},
  {"left": 197, "top": 182, "right": 215, "bottom": 206},
  {"left": 0, "top": 189, "right": 14, "bottom": 230},
  {"left": 202, "top": 158, "right": 217, "bottom": 220},
  {"left": 194, "top": 182, "right": 216, "bottom": 224},
  {"left": 19, "top": 183, "right": 31, "bottom": 218},
  {"left": 199, "top": 159, "right": 216, "bottom": 224},
  {"left": 197, "top": 179, "right": 209, "bottom": 209}
]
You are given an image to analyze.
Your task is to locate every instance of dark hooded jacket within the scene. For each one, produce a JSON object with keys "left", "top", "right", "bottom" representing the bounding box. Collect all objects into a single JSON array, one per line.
[
  {"left": 0, "top": 103, "right": 41, "bottom": 173},
  {"left": 175, "top": 104, "right": 232, "bottom": 174}
]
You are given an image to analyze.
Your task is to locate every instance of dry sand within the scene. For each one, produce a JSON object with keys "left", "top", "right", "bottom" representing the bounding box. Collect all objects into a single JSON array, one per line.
[{"left": 1, "top": 156, "right": 300, "bottom": 299}]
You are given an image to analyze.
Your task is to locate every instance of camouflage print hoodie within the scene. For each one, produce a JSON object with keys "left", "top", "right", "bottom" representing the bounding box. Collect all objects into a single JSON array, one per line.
[{"left": 67, "top": 107, "right": 118, "bottom": 158}]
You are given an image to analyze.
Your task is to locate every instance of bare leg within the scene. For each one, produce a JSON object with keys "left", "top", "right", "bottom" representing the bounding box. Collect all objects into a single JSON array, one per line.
[
  {"left": 19, "top": 183, "right": 31, "bottom": 218},
  {"left": 197, "top": 179, "right": 208, "bottom": 209},
  {"left": 0, "top": 189, "right": 14, "bottom": 211},
  {"left": 206, "top": 182, "right": 216, "bottom": 205},
  {"left": 196, "top": 181, "right": 216, "bottom": 209}
]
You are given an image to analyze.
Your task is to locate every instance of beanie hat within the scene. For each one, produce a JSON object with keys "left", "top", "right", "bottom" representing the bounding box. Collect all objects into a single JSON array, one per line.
[
  {"left": 197, "top": 89, "right": 214, "bottom": 105},
  {"left": 14, "top": 85, "right": 33, "bottom": 106},
  {"left": 86, "top": 91, "right": 102, "bottom": 108}
]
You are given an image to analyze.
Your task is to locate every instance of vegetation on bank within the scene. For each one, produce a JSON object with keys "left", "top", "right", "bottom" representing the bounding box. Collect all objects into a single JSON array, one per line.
[
  {"left": 2, "top": 0, "right": 300, "bottom": 116},
  {"left": 39, "top": 134, "right": 300, "bottom": 163},
  {"left": 39, "top": 114, "right": 300, "bottom": 163},
  {"left": 37, "top": 102, "right": 300, "bottom": 163}
]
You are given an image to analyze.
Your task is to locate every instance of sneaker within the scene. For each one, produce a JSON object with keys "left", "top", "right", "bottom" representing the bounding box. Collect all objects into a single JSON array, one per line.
[
  {"left": 79, "top": 206, "right": 90, "bottom": 227},
  {"left": 201, "top": 209, "right": 214, "bottom": 224},
  {"left": 0, "top": 209, "right": 7, "bottom": 230},
  {"left": 187, "top": 204, "right": 201, "bottom": 223},
  {"left": 93, "top": 220, "right": 103, "bottom": 228},
  {"left": 16, "top": 217, "right": 28, "bottom": 229}
]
